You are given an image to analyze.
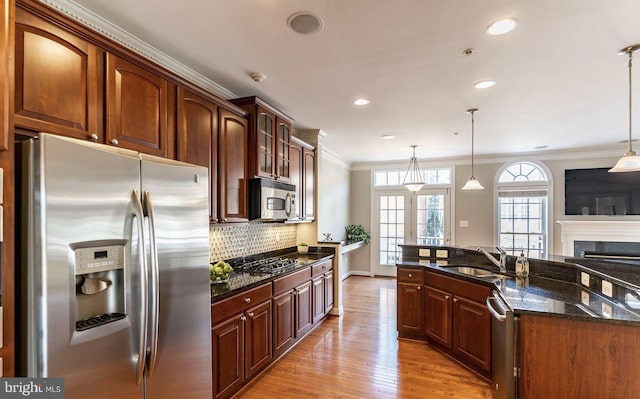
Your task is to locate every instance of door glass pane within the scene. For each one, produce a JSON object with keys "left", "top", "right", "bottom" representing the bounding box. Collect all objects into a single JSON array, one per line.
[
  {"left": 416, "top": 194, "right": 445, "bottom": 245},
  {"left": 379, "top": 195, "right": 405, "bottom": 265}
]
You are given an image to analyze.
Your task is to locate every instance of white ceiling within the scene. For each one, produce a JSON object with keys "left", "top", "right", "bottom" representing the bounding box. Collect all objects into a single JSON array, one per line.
[{"left": 69, "top": 0, "right": 640, "bottom": 163}]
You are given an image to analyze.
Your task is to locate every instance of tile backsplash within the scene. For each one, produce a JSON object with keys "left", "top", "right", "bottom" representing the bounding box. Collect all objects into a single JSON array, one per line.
[{"left": 209, "top": 223, "right": 298, "bottom": 261}]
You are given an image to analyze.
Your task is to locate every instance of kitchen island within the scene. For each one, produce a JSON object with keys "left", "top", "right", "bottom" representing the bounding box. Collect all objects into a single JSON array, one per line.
[{"left": 396, "top": 245, "right": 640, "bottom": 399}]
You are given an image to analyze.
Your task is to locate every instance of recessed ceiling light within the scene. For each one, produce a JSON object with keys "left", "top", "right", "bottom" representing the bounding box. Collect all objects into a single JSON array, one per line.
[
  {"left": 287, "top": 12, "right": 324, "bottom": 35},
  {"left": 474, "top": 80, "right": 496, "bottom": 89},
  {"left": 354, "top": 98, "right": 370, "bottom": 106},
  {"left": 486, "top": 18, "right": 518, "bottom": 35},
  {"left": 380, "top": 135, "right": 396, "bottom": 140}
]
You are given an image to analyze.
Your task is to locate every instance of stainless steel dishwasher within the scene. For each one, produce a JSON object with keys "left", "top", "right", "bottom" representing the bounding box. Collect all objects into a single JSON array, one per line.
[{"left": 486, "top": 290, "right": 516, "bottom": 399}]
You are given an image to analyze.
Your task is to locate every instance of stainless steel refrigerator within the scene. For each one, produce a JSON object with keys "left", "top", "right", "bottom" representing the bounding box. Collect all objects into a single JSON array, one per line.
[{"left": 19, "top": 133, "right": 212, "bottom": 399}]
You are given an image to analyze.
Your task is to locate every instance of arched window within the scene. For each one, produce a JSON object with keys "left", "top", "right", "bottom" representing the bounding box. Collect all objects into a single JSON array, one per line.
[{"left": 496, "top": 161, "right": 551, "bottom": 258}]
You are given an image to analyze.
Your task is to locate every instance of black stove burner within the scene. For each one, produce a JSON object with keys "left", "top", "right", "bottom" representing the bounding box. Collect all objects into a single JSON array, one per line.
[{"left": 241, "top": 257, "right": 299, "bottom": 275}]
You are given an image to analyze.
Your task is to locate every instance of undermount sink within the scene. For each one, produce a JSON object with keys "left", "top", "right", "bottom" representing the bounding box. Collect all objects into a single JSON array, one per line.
[{"left": 439, "top": 265, "right": 506, "bottom": 279}]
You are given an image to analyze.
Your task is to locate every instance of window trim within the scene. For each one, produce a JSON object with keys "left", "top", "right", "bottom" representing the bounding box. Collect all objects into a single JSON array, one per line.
[{"left": 493, "top": 160, "right": 554, "bottom": 255}]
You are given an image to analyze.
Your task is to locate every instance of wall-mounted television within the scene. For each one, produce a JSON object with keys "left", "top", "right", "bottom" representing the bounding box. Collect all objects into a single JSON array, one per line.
[{"left": 565, "top": 167, "right": 640, "bottom": 215}]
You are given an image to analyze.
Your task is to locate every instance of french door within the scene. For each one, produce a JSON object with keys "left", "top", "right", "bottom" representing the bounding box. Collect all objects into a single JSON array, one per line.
[{"left": 374, "top": 189, "right": 450, "bottom": 276}]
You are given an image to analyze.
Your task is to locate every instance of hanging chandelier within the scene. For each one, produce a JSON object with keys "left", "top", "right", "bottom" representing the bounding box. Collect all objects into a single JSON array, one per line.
[
  {"left": 403, "top": 145, "right": 425, "bottom": 192},
  {"left": 461, "top": 108, "right": 485, "bottom": 190},
  {"left": 610, "top": 44, "right": 640, "bottom": 172}
]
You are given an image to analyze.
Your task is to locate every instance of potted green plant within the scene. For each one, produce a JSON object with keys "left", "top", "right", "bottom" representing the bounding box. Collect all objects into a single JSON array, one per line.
[
  {"left": 297, "top": 242, "right": 309, "bottom": 253},
  {"left": 345, "top": 224, "right": 371, "bottom": 244}
]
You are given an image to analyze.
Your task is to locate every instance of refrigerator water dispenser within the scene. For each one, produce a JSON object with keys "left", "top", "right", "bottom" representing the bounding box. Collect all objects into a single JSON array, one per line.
[{"left": 74, "top": 244, "right": 125, "bottom": 331}]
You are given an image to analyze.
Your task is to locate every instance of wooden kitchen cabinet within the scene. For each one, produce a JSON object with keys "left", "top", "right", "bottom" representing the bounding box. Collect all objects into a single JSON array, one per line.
[
  {"left": 302, "top": 147, "right": 315, "bottom": 220},
  {"left": 211, "top": 283, "right": 272, "bottom": 399},
  {"left": 14, "top": 6, "right": 102, "bottom": 141},
  {"left": 312, "top": 275, "right": 325, "bottom": 324},
  {"left": 311, "top": 259, "right": 333, "bottom": 323},
  {"left": 289, "top": 136, "right": 315, "bottom": 221},
  {"left": 230, "top": 96, "right": 294, "bottom": 182},
  {"left": 212, "top": 314, "right": 245, "bottom": 399},
  {"left": 218, "top": 107, "right": 249, "bottom": 222},
  {"left": 423, "top": 286, "right": 452, "bottom": 349},
  {"left": 244, "top": 300, "right": 272, "bottom": 379},
  {"left": 452, "top": 295, "right": 491, "bottom": 375},
  {"left": 518, "top": 314, "right": 640, "bottom": 399},
  {"left": 324, "top": 270, "right": 334, "bottom": 313},
  {"left": 272, "top": 290, "right": 295, "bottom": 357},
  {"left": 15, "top": 5, "right": 172, "bottom": 157},
  {"left": 422, "top": 271, "right": 492, "bottom": 377},
  {"left": 176, "top": 86, "right": 218, "bottom": 221},
  {"left": 295, "top": 280, "right": 313, "bottom": 338},
  {"left": 397, "top": 267, "right": 424, "bottom": 336},
  {"left": 106, "top": 53, "right": 169, "bottom": 157}
]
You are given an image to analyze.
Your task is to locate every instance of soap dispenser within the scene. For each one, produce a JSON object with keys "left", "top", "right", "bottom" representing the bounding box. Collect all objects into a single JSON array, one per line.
[{"left": 515, "top": 251, "right": 529, "bottom": 277}]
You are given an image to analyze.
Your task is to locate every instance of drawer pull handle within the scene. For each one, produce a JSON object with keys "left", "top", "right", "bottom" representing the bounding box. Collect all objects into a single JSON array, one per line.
[
  {"left": 247, "top": 312, "right": 254, "bottom": 317},
  {"left": 240, "top": 315, "right": 247, "bottom": 321},
  {"left": 244, "top": 298, "right": 251, "bottom": 303},
  {"left": 408, "top": 273, "right": 413, "bottom": 278}
]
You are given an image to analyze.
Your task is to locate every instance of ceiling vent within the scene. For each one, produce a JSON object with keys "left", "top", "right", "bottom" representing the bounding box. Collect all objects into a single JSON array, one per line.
[{"left": 287, "top": 12, "right": 324, "bottom": 35}]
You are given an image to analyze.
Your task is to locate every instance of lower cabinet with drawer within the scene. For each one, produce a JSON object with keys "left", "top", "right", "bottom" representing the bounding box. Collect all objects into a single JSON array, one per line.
[
  {"left": 396, "top": 267, "right": 492, "bottom": 378},
  {"left": 311, "top": 259, "right": 334, "bottom": 324},
  {"left": 211, "top": 283, "right": 272, "bottom": 399},
  {"left": 423, "top": 271, "right": 492, "bottom": 378},
  {"left": 397, "top": 267, "right": 424, "bottom": 336}
]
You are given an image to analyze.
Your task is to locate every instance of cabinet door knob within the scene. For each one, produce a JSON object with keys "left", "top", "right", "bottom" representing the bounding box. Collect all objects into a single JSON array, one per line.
[
  {"left": 445, "top": 295, "right": 450, "bottom": 300},
  {"left": 110, "top": 138, "right": 119, "bottom": 145},
  {"left": 88, "top": 133, "right": 99, "bottom": 142},
  {"left": 408, "top": 273, "right": 413, "bottom": 277},
  {"left": 453, "top": 298, "right": 458, "bottom": 302},
  {"left": 244, "top": 297, "right": 251, "bottom": 303},
  {"left": 240, "top": 315, "right": 247, "bottom": 321},
  {"left": 247, "top": 312, "right": 254, "bottom": 317},
  {"left": 222, "top": 218, "right": 227, "bottom": 222},
  {"left": 417, "top": 286, "right": 422, "bottom": 291}
]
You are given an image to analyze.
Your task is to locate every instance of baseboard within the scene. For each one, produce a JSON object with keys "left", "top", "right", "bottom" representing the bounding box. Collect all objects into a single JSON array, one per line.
[{"left": 341, "top": 270, "right": 372, "bottom": 280}]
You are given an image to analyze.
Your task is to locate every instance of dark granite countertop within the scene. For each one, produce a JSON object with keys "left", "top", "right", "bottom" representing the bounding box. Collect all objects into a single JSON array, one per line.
[
  {"left": 397, "top": 259, "right": 640, "bottom": 326},
  {"left": 211, "top": 250, "right": 335, "bottom": 303}
]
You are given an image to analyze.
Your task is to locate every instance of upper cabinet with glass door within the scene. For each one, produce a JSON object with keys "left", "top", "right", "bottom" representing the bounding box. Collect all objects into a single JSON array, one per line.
[{"left": 231, "top": 96, "right": 294, "bottom": 182}]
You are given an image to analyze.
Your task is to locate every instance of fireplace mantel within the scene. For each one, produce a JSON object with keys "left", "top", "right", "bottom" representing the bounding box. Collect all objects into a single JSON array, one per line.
[{"left": 557, "top": 220, "right": 640, "bottom": 256}]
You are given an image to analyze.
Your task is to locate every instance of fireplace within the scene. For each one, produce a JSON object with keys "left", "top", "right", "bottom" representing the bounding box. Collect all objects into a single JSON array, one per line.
[{"left": 557, "top": 221, "right": 640, "bottom": 257}]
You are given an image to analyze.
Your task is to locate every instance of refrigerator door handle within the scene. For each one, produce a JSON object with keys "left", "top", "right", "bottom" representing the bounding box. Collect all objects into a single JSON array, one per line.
[
  {"left": 132, "top": 189, "right": 149, "bottom": 384},
  {"left": 143, "top": 190, "right": 160, "bottom": 378}
]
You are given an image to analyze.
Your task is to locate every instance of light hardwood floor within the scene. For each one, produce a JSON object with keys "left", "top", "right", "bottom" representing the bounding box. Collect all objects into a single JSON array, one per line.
[{"left": 238, "top": 276, "right": 494, "bottom": 399}]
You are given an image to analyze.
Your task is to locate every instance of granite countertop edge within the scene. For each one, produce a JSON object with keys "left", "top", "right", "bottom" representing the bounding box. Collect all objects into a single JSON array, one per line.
[{"left": 397, "top": 260, "right": 640, "bottom": 327}]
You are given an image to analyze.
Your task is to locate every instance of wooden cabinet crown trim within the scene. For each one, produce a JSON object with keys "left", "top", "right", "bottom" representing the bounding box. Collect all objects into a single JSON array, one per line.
[
  {"left": 230, "top": 96, "right": 294, "bottom": 124},
  {"left": 17, "top": 0, "right": 248, "bottom": 117}
]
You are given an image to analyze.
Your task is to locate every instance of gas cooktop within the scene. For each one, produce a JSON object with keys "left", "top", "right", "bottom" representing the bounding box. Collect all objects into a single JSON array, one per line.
[{"left": 237, "top": 256, "right": 300, "bottom": 275}]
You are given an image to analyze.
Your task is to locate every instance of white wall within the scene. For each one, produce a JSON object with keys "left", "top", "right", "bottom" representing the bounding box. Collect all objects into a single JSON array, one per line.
[
  {"left": 348, "top": 170, "right": 373, "bottom": 274},
  {"left": 316, "top": 145, "right": 351, "bottom": 242}
]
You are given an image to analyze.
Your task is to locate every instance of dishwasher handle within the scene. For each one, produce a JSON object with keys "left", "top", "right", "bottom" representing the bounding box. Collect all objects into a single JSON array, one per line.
[{"left": 486, "top": 292, "right": 508, "bottom": 322}]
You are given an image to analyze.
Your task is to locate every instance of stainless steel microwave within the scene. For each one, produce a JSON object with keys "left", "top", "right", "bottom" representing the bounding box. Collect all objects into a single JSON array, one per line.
[{"left": 249, "top": 178, "right": 296, "bottom": 221}]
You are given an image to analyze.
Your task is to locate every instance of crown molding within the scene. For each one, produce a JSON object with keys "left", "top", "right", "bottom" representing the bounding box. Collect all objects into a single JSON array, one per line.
[{"left": 39, "top": 0, "right": 237, "bottom": 100}]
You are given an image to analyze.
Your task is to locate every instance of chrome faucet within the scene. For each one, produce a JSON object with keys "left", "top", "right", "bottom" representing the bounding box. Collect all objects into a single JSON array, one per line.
[{"left": 477, "top": 247, "right": 507, "bottom": 273}]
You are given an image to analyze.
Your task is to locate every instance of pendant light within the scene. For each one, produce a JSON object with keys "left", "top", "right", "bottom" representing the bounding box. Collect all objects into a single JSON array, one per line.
[
  {"left": 461, "top": 108, "right": 485, "bottom": 190},
  {"left": 610, "top": 44, "right": 640, "bottom": 172},
  {"left": 403, "top": 145, "right": 425, "bottom": 192}
]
